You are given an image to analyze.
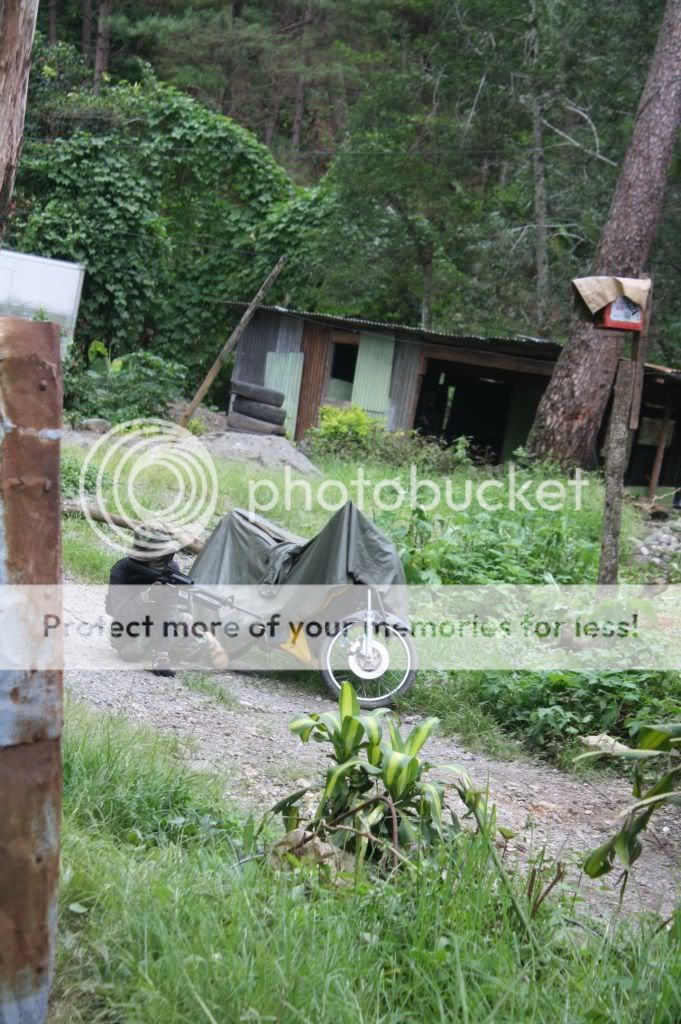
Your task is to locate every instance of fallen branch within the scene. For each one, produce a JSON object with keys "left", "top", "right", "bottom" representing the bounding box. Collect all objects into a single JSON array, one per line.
[{"left": 61, "top": 500, "right": 206, "bottom": 554}]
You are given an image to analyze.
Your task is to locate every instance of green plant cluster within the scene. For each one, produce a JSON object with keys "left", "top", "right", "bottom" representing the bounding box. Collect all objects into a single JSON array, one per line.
[
  {"left": 275, "top": 683, "right": 458, "bottom": 867},
  {"left": 580, "top": 723, "right": 681, "bottom": 886},
  {"left": 11, "top": 39, "right": 319, "bottom": 385},
  {"left": 54, "top": 703, "right": 681, "bottom": 1023},
  {"left": 65, "top": 342, "right": 187, "bottom": 423},
  {"left": 476, "top": 670, "right": 681, "bottom": 752},
  {"left": 382, "top": 500, "right": 603, "bottom": 585},
  {"left": 305, "top": 405, "right": 471, "bottom": 471},
  {"left": 61, "top": 450, "right": 99, "bottom": 499}
]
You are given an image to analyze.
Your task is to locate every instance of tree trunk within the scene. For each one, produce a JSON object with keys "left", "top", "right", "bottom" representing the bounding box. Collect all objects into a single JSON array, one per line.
[
  {"left": 532, "top": 97, "right": 549, "bottom": 330},
  {"left": 291, "top": 74, "right": 305, "bottom": 152},
  {"left": 93, "top": 0, "right": 113, "bottom": 95},
  {"left": 421, "top": 249, "right": 434, "bottom": 330},
  {"left": 528, "top": 0, "right": 681, "bottom": 466},
  {"left": 0, "top": 0, "right": 40, "bottom": 231},
  {"left": 82, "top": 0, "right": 93, "bottom": 66},
  {"left": 48, "top": 0, "right": 58, "bottom": 46},
  {"left": 264, "top": 90, "right": 281, "bottom": 146}
]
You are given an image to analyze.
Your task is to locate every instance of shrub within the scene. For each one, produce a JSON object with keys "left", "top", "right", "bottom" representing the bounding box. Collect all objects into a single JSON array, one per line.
[
  {"left": 380, "top": 499, "right": 603, "bottom": 585},
  {"left": 305, "top": 405, "right": 470, "bottom": 470},
  {"left": 61, "top": 449, "right": 100, "bottom": 498},
  {"left": 475, "top": 669, "right": 681, "bottom": 751},
  {"left": 65, "top": 342, "right": 188, "bottom": 424}
]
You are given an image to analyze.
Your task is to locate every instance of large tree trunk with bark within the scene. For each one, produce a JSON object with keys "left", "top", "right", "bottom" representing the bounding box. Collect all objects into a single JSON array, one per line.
[
  {"left": 528, "top": 0, "right": 681, "bottom": 466},
  {"left": 93, "top": 0, "right": 113, "bottom": 95},
  {"left": 421, "top": 248, "right": 434, "bottom": 330},
  {"left": 48, "top": 0, "right": 58, "bottom": 46},
  {"left": 82, "top": 0, "right": 93, "bottom": 66},
  {"left": 532, "top": 97, "right": 549, "bottom": 330},
  {"left": 0, "top": 0, "right": 40, "bottom": 229}
]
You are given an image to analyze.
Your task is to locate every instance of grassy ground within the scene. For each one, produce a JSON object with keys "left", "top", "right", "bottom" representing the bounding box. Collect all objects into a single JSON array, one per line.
[
  {"left": 53, "top": 706, "right": 681, "bottom": 1024},
  {"left": 62, "top": 441, "right": 616, "bottom": 584},
  {"left": 62, "top": 440, "right": 679, "bottom": 760}
]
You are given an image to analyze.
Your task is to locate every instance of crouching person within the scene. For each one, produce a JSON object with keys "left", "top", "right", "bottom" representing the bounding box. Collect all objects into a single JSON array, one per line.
[{"left": 106, "top": 526, "right": 228, "bottom": 676}]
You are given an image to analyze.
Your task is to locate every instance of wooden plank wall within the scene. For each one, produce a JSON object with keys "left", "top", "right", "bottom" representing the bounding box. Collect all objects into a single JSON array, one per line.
[
  {"left": 388, "top": 339, "right": 422, "bottom": 431},
  {"left": 232, "top": 310, "right": 281, "bottom": 386},
  {"left": 295, "top": 321, "right": 332, "bottom": 439}
]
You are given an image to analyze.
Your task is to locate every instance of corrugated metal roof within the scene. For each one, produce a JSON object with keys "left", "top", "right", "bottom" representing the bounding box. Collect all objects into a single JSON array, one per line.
[
  {"left": 228, "top": 302, "right": 681, "bottom": 382},
  {"left": 228, "top": 302, "right": 553, "bottom": 348}
]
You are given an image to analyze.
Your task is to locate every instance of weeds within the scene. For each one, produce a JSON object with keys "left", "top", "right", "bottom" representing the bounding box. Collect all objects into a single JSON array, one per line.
[{"left": 54, "top": 705, "right": 681, "bottom": 1024}]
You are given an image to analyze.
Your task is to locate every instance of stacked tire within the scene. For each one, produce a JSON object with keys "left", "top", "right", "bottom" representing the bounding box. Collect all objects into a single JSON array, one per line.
[{"left": 227, "top": 379, "right": 287, "bottom": 436}]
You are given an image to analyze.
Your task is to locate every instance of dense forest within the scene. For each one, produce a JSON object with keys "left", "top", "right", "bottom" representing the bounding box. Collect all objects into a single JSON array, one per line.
[{"left": 6, "top": 0, "right": 681, "bottom": 379}]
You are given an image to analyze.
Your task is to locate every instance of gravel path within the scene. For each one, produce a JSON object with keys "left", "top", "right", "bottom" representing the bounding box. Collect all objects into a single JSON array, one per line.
[{"left": 66, "top": 666, "right": 681, "bottom": 919}]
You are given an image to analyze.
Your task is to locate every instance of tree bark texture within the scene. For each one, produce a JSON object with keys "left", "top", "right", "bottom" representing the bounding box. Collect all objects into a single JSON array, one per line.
[
  {"left": 48, "top": 0, "right": 58, "bottom": 46},
  {"left": 528, "top": 0, "right": 681, "bottom": 466},
  {"left": 93, "top": 0, "right": 113, "bottom": 95},
  {"left": 0, "top": 0, "right": 40, "bottom": 228},
  {"left": 421, "top": 249, "right": 434, "bottom": 330},
  {"left": 82, "top": 0, "right": 93, "bottom": 65},
  {"left": 291, "top": 74, "right": 305, "bottom": 152},
  {"left": 533, "top": 97, "right": 549, "bottom": 330}
]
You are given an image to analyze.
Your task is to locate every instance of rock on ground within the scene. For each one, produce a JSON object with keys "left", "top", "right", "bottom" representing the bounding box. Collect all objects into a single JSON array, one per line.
[{"left": 200, "top": 431, "right": 320, "bottom": 476}]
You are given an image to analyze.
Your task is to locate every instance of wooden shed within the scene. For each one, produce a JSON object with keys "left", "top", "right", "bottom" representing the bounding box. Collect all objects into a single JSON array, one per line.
[{"left": 230, "top": 304, "right": 681, "bottom": 491}]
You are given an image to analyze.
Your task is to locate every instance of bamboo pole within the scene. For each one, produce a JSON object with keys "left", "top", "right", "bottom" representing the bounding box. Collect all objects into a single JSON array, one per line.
[{"left": 180, "top": 255, "right": 288, "bottom": 428}]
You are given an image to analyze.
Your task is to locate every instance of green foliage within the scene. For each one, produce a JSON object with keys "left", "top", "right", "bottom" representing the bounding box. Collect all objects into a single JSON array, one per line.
[
  {"left": 63, "top": 704, "right": 241, "bottom": 849},
  {"left": 476, "top": 670, "right": 681, "bottom": 752},
  {"left": 55, "top": 703, "right": 681, "bottom": 1023},
  {"left": 65, "top": 343, "right": 187, "bottom": 423},
  {"left": 381, "top": 492, "right": 604, "bottom": 585},
  {"left": 61, "top": 449, "right": 99, "bottom": 499},
  {"left": 20, "top": 5, "right": 681, "bottom": 365},
  {"left": 306, "top": 405, "right": 469, "bottom": 470},
  {"left": 580, "top": 725, "right": 681, "bottom": 886},
  {"left": 11, "top": 42, "right": 304, "bottom": 377},
  {"left": 273, "top": 682, "right": 496, "bottom": 869}
]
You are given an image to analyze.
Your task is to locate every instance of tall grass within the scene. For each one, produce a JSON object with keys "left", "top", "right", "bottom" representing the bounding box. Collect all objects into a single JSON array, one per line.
[
  {"left": 54, "top": 707, "right": 681, "bottom": 1024},
  {"left": 63, "top": 441, "right": 620, "bottom": 584}
]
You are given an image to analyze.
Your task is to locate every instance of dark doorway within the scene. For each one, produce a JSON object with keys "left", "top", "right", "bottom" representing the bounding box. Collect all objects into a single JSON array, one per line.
[
  {"left": 626, "top": 401, "right": 681, "bottom": 488},
  {"left": 330, "top": 342, "right": 358, "bottom": 383},
  {"left": 414, "top": 359, "right": 512, "bottom": 462}
]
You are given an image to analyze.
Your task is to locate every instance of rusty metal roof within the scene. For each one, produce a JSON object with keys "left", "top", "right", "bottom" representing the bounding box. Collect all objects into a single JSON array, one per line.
[
  {"left": 228, "top": 301, "right": 555, "bottom": 350},
  {"left": 228, "top": 302, "right": 681, "bottom": 382}
]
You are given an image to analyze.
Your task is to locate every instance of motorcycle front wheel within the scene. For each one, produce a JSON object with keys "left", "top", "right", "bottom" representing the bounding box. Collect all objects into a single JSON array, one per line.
[{"left": 319, "top": 616, "right": 417, "bottom": 708}]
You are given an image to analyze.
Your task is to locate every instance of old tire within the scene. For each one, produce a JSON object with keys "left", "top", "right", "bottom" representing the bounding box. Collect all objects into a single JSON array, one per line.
[
  {"left": 230, "top": 379, "right": 285, "bottom": 408},
  {"left": 232, "top": 396, "right": 287, "bottom": 426},
  {"left": 226, "top": 411, "right": 286, "bottom": 436}
]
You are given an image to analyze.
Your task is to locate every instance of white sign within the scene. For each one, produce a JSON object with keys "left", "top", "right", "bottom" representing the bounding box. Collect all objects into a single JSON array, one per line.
[
  {"left": 609, "top": 295, "right": 642, "bottom": 324},
  {"left": 0, "top": 248, "right": 85, "bottom": 349}
]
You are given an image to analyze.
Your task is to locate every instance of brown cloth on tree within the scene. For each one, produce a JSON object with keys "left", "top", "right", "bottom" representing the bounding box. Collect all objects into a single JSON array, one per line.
[{"left": 572, "top": 276, "right": 652, "bottom": 316}]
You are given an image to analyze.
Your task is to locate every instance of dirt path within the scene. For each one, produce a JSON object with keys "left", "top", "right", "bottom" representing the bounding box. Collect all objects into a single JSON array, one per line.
[{"left": 66, "top": 666, "right": 681, "bottom": 919}]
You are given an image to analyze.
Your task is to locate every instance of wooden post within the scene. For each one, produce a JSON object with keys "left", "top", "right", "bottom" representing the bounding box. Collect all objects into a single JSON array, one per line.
[
  {"left": 179, "top": 255, "right": 287, "bottom": 428},
  {"left": 0, "top": 318, "right": 62, "bottom": 1024},
  {"left": 598, "top": 358, "right": 636, "bottom": 584},
  {"left": 629, "top": 276, "right": 653, "bottom": 431},
  {"left": 647, "top": 396, "right": 672, "bottom": 502}
]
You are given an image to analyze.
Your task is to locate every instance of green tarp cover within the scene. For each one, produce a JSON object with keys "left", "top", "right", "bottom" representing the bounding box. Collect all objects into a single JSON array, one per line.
[{"left": 191, "top": 502, "right": 406, "bottom": 590}]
